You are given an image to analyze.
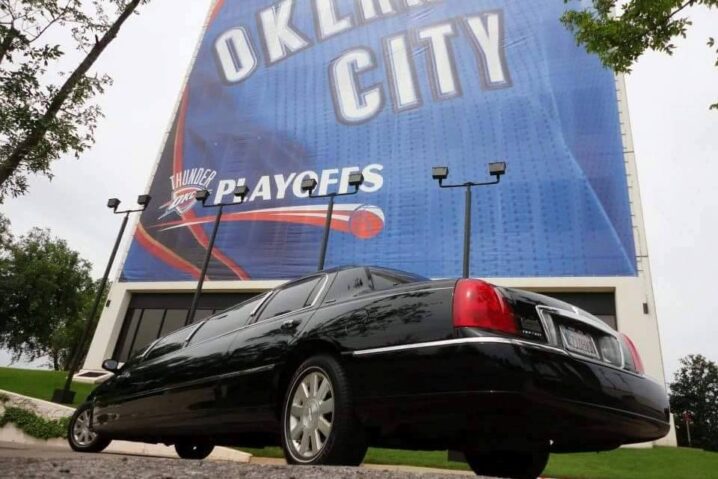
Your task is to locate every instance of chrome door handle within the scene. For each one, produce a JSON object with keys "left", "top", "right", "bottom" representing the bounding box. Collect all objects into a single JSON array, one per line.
[{"left": 281, "top": 319, "right": 301, "bottom": 331}]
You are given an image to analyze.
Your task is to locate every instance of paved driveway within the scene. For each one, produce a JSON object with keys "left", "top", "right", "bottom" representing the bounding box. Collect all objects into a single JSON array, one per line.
[{"left": 0, "top": 442, "right": 479, "bottom": 479}]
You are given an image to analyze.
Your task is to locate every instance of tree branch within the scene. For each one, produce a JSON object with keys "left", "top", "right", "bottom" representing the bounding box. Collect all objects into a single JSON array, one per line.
[{"left": 0, "top": 0, "right": 143, "bottom": 191}]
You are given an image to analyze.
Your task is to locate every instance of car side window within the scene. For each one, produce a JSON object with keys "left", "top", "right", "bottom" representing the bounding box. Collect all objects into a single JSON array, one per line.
[
  {"left": 323, "top": 269, "right": 371, "bottom": 304},
  {"left": 369, "top": 269, "right": 418, "bottom": 292},
  {"left": 144, "top": 326, "right": 194, "bottom": 361},
  {"left": 189, "top": 295, "right": 264, "bottom": 345},
  {"left": 256, "top": 276, "right": 324, "bottom": 322}
]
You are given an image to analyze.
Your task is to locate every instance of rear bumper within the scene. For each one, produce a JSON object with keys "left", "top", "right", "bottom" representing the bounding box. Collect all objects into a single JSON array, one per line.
[{"left": 348, "top": 334, "right": 670, "bottom": 451}]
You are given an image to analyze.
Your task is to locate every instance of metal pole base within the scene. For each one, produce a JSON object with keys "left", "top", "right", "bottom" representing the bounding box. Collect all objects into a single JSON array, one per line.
[{"left": 51, "top": 388, "right": 76, "bottom": 405}]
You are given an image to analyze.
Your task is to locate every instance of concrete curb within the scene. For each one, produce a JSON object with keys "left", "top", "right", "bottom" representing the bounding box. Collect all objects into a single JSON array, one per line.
[{"left": 0, "top": 389, "right": 251, "bottom": 463}]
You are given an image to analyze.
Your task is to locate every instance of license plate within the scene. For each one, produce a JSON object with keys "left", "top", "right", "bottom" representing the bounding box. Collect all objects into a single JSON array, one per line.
[{"left": 560, "top": 326, "right": 599, "bottom": 359}]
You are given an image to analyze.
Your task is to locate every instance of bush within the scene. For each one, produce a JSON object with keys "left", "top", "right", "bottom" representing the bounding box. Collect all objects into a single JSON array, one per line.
[{"left": 0, "top": 406, "right": 69, "bottom": 440}]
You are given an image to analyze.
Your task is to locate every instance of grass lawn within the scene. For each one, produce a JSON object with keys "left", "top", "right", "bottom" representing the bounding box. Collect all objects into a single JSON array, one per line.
[
  {"left": 0, "top": 366, "right": 95, "bottom": 407},
  {"left": 241, "top": 446, "right": 718, "bottom": 479}
]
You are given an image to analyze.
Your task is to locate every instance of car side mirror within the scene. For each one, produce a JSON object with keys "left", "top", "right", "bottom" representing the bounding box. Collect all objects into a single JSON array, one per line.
[{"left": 102, "top": 359, "right": 120, "bottom": 373}]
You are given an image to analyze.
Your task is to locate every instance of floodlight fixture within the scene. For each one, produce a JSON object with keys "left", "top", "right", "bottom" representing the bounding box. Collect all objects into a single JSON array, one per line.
[
  {"left": 432, "top": 166, "right": 449, "bottom": 182},
  {"left": 301, "top": 178, "right": 318, "bottom": 194},
  {"left": 137, "top": 195, "right": 152, "bottom": 209},
  {"left": 431, "top": 162, "right": 508, "bottom": 279},
  {"left": 348, "top": 172, "right": 365, "bottom": 188},
  {"left": 489, "top": 162, "right": 507, "bottom": 177},
  {"left": 195, "top": 189, "right": 211, "bottom": 204},
  {"left": 234, "top": 185, "right": 250, "bottom": 200},
  {"left": 107, "top": 198, "right": 121, "bottom": 210}
]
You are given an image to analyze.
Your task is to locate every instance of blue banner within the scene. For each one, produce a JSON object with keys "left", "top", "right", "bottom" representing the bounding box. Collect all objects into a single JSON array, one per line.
[{"left": 121, "top": 0, "right": 637, "bottom": 282}]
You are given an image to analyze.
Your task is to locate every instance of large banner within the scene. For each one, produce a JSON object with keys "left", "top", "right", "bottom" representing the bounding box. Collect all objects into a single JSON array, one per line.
[{"left": 121, "top": 0, "right": 637, "bottom": 282}]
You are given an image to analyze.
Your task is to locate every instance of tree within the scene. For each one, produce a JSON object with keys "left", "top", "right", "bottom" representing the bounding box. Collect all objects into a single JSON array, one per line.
[
  {"left": 0, "top": 226, "right": 99, "bottom": 370},
  {"left": 669, "top": 354, "right": 718, "bottom": 451},
  {"left": 0, "top": 0, "right": 148, "bottom": 200},
  {"left": 561, "top": 0, "right": 718, "bottom": 110}
]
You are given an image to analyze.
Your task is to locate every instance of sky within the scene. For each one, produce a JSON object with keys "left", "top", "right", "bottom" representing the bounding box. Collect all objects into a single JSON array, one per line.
[{"left": 1, "top": 1, "right": 716, "bottom": 380}]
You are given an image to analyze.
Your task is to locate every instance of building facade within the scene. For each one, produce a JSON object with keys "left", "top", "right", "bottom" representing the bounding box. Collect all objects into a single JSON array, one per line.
[{"left": 81, "top": 0, "right": 675, "bottom": 446}]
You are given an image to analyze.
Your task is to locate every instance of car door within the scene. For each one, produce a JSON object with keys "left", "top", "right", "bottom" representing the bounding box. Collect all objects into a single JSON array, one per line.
[
  {"left": 164, "top": 295, "right": 267, "bottom": 433},
  {"left": 216, "top": 274, "right": 328, "bottom": 429},
  {"left": 94, "top": 326, "right": 197, "bottom": 434}
]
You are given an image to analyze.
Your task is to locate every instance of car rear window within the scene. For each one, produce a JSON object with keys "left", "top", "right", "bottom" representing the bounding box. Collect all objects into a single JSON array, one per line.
[
  {"left": 323, "top": 268, "right": 372, "bottom": 304},
  {"left": 368, "top": 268, "right": 428, "bottom": 292}
]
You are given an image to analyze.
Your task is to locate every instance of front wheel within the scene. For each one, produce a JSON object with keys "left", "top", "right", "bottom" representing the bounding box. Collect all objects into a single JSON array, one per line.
[
  {"left": 281, "top": 355, "right": 367, "bottom": 466},
  {"left": 67, "top": 402, "right": 111, "bottom": 453},
  {"left": 463, "top": 449, "right": 550, "bottom": 479},
  {"left": 175, "top": 441, "right": 214, "bottom": 460}
]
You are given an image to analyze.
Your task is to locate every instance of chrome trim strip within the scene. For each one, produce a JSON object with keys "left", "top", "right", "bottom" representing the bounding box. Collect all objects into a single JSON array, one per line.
[
  {"left": 183, "top": 321, "right": 205, "bottom": 346},
  {"left": 352, "top": 337, "right": 567, "bottom": 357},
  {"left": 536, "top": 305, "right": 626, "bottom": 369},
  {"left": 250, "top": 292, "right": 271, "bottom": 317},
  {"left": 537, "top": 305, "right": 617, "bottom": 337},
  {"left": 352, "top": 336, "right": 645, "bottom": 379}
]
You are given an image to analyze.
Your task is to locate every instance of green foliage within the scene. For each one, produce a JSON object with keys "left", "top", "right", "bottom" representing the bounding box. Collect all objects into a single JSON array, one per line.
[
  {"left": 561, "top": 0, "right": 718, "bottom": 110},
  {"left": 670, "top": 354, "right": 718, "bottom": 451},
  {"left": 0, "top": 406, "right": 69, "bottom": 440},
  {"left": 0, "top": 218, "right": 99, "bottom": 370},
  {"left": 0, "top": 0, "right": 148, "bottom": 199},
  {"left": 243, "top": 446, "right": 718, "bottom": 479},
  {"left": 0, "top": 367, "right": 94, "bottom": 406}
]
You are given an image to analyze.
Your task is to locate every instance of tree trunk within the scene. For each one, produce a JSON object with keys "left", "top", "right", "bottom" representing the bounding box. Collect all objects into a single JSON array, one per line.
[
  {"left": 51, "top": 351, "right": 60, "bottom": 371},
  {"left": 0, "top": 0, "right": 143, "bottom": 190}
]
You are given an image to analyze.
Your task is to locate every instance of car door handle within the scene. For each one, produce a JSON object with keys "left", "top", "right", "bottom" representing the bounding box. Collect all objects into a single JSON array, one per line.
[{"left": 281, "top": 319, "right": 301, "bottom": 331}]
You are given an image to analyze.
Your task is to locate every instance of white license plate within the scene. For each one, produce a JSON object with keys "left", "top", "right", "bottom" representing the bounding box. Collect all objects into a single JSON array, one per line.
[{"left": 560, "top": 326, "right": 599, "bottom": 359}]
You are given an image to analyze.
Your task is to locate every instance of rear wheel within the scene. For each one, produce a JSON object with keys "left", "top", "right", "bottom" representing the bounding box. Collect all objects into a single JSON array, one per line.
[
  {"left": 281, "top": 355, "right": 367, "bottom": 466},
  {"left": 463, "top": 449, "right": 550, "bottom": 479},
  {"left": 67, "top": 403, "right": 111, "bottom": 453},
  {"left": 174, "top": 440, "right": 214, "bottom": 460}
]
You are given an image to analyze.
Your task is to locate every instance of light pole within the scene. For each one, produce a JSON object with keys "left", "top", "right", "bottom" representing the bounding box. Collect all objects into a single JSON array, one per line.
[
  {"left": 186, "top": 185, "right": 250, "bottom": 325},
  {"left": 53, "top": 195, "right": 152, "bottom": 404},
  {"left": 431, "top": 163, "right": 507, "bottom": 278},
  {"left": 301, "top": 172, "right": 365, "bottom": 271}
]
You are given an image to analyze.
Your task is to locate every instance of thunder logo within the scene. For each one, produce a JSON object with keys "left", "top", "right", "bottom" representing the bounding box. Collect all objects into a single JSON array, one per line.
[{"left": 161, "top": 167, "right": 218, "bottom": 218}]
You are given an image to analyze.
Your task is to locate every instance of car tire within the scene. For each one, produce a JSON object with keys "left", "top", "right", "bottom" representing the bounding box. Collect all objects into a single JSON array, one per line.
[
  {"left": 67, "top": 402, "right": 111, "bottom": 453},
  {"left": 281, "top": 355, "right": 367, "bottom": 466},
  {"left": 463, "top": 449, "right": 550, "bottom": 479},
  {"left": 174, "top": 441, "right": 215, "bottom": 460}
]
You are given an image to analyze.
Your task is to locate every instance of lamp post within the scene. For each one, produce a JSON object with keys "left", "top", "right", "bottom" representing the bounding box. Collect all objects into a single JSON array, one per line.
[
  {"left": 431, "top": 163, "right": 507, "bottom": 279},
  {"left": 301, "top": 172, "right": 365, "bottom": 271},
  {"left": 186, "top": 185, "right": 250, "bottom": 325},
  {"left": 53, "top": 195, "right": 152, "bottom": 404}
]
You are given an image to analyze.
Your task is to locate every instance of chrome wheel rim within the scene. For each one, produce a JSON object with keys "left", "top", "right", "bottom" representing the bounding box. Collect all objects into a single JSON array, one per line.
[
  {"left": 287, "top": 369, "right": 334, "bottom": 460},
  {"left": 72, "top": 409, "right": 97, "bottom": 447}
]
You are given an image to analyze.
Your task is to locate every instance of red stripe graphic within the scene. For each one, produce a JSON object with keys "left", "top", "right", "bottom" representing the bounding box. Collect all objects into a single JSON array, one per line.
[
  {"left": 172, "top": 90, "right": 251, "bottom": 280},
  {"left": 154, "top": 205, "right": 385, "bottom": 241},
  {"left": 135, "top": 225, "right": 203, "bottom": 279},
  {"left": 209, "top": 0, "right": 225, "bottom": 23}
]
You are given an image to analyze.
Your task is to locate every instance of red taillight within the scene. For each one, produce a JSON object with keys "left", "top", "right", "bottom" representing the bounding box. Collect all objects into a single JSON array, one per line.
[
  {"left": 621, "top": 333, "right": 645, "bottom": 374},
  {"left": 453, "top": 279, "right": 517, "bottom": 334}
]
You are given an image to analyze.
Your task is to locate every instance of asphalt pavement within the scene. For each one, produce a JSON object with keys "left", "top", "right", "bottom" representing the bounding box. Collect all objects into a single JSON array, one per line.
[{"left": 0, "top": 442, "right": 480, "bottom": 478}]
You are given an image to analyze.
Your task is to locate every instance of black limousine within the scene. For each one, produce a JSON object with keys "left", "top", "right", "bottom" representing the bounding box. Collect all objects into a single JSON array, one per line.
[{"left": 68, "top": 266, "right": 670, "bottom": 479}]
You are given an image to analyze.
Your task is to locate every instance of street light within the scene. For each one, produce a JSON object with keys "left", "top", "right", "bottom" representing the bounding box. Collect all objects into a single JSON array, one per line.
[
  {"left": 53, "top": 195, "right": 152, "bottom": 404},
  {"left": 302, "top": 172, "right": 365, "bottom": 271},
  {"left": 186, "top": 185, "right": 250, "bottom": 324},
  {"left": 431, "top": 163, "right": 507, "bottom": 278}
]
